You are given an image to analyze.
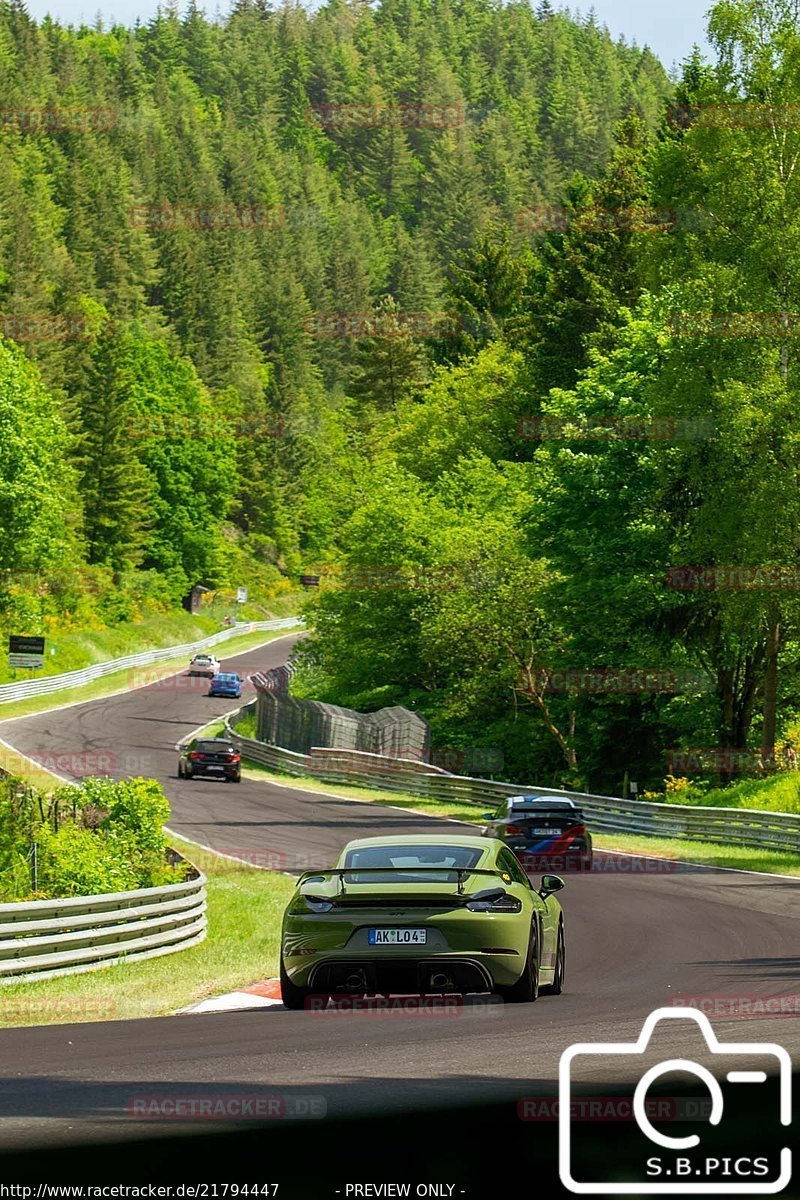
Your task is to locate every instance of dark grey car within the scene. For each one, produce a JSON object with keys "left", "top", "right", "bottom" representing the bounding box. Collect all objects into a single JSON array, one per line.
[
  {"left": 480, "top": 795, "right": 593, "bottom": 872},
  {"left": 178, "top": 737, "right": 242, "bottom": 782}
]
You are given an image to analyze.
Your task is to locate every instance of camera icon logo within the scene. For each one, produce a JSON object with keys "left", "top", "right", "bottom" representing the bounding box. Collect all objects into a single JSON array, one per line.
[{"left": 559, "top": 1007, "right": 791, "bottom": 1194}]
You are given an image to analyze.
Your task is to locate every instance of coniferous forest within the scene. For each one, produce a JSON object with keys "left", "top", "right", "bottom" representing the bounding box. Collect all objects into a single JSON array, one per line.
[{"left": 4, "top": 0, "right": 800, "bottom": 795}]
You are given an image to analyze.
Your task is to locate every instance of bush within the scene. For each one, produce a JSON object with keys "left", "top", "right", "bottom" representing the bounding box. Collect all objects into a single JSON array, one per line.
[
  {"left": 16, "top": 776, "right": 182, "bottom": 900},
  {"left": 33, "top": 823, "right": 142, "bottom": 897},
  {"left": 0, "top": 781, "right": 40, "bottom": 900},
  {"left": 53, "top": 776, "right": 170, "bottom": 856}
]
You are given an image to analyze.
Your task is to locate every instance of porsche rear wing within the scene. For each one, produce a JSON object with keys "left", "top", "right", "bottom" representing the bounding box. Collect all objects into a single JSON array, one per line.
[{"left": 298, "top": 865, "right": 513, "bottom": 897}]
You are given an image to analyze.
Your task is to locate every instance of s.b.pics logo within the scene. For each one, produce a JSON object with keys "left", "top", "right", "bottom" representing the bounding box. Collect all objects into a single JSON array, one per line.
[{"left": 559, "top": 1008, "right": 791, "bottom": 1194}]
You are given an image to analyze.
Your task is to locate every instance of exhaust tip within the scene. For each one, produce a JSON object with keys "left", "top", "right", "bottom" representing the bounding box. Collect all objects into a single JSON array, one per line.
[{"left": 430, "top": 972, "right": 454, "bottom": 991}]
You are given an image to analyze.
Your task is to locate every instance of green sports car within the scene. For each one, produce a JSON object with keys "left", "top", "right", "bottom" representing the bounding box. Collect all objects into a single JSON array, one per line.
[{"left": 279, "top": 833, "right": 566, "bottom": 1009}]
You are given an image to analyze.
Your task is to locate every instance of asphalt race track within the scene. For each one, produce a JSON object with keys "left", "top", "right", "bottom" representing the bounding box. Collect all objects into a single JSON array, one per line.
[{"left": 0, "top": 633, "right": 798, "bottom": 1157}]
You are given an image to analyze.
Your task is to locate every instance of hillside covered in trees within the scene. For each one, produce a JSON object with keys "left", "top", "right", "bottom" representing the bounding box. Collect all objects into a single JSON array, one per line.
[
  {"left": 12, "top": 0, "right": 798, "bottom": 795},
  {"left": 0, "top": 0, "right": 668, "bottom": 601},
  {"left": 294, "top": 0, "right": 800, "bottom": 795}
]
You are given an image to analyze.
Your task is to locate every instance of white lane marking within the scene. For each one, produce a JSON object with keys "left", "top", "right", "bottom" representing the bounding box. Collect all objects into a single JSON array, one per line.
[
  {"left": 174, "top": 705, "right": 247, "bottom": 751},
  {"left": 0, "top": 736, "right": 71, "bottom": 783},
  {"left": 162, "top": 830, "right": 299, "bottom": 878},
  {"left": 236, "top": 771, "right": 475, "bottom": 827},
  {"left": 179, "top": 993, "right": 283, "bottom": 1014}
]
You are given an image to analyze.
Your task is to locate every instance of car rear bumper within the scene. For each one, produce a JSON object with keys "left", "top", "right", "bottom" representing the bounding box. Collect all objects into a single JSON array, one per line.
[
  {"left": 286, "top": 950, "right": 522, "bottom": 991},
  {"left": 188, "top": 765, "right": 240, "bottom": 780}
]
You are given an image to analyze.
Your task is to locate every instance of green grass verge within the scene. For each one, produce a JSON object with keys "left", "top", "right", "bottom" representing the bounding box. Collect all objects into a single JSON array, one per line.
[
  {"left": 0, "top": 625, "right": 300, "bottom": 729},
  {"left": 665, "top": 771, "right": 800, "bottom": 816},
  {"left": 0, "top": 833, "right": 295, "bottom": 1028},
  {"left": 239, "top": 760, "right": 800, "bottom": 876},
  {"left": 241, "top": 760, "right": 485, "bottom": 824},
  {"left": 592, "top": 831, "right": 800, "bottom": 876}
]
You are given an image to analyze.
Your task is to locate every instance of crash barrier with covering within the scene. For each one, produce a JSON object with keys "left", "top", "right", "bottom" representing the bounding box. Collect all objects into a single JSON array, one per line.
[
  {"left": 250, "top": 671, "right": 430, "bottom": 760},
  {"left": 0, "top": 617, "right": 303, "bottom": 705},
  {"left": 0, "top": 853, "right": 206, "bottom": 984},
  {"left": 224, "top": 708, "right": 800, "bottom": 855}
]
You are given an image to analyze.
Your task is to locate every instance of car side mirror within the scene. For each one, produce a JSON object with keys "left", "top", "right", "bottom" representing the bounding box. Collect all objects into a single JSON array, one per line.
[{"left": 539, "top": 874, "right": 565, "bottom": 898}]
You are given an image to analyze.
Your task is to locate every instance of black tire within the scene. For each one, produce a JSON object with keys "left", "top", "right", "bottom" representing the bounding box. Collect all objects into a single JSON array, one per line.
[
  {"left": 497, "top": 927, "right": 539, "bottom": 1003},
  {"left": 542, "top": 920, "right": 565, "bottom": 996},
  {"left": 280, "top": 960, "right": 312, "bottom": 1011}
]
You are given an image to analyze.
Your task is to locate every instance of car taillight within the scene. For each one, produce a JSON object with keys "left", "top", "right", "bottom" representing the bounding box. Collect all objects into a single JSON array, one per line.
[
  {"left": 189, "top": 752, "right": 203, "bottom": 760},
  {"left": 229, "top": 753, "right": 240, "bottom": 763},
  {"left": 466, "top": 889, "right": 522, "bottom": 913},
  {"left": 573, "top": 824, "right": 587, "bottom": 836},
  {"left": 505, "top": 824, "right": 526, "bottom": 837}
]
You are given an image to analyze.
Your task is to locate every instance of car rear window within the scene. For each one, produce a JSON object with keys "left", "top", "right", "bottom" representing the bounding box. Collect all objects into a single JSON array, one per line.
[
  {"left": 215, "top": 674, "right": 236, "bottom": 681},
  {"left": 196, "top": 740, "right": 233, "bottom": 753},
  {"left": 510, "top": 800, "right": 577, "bottom": 812},
  {"left": 513, "top": 809, "right": 584, "bottom": 824},
  {"left": 343, "top": 844, "right": 484, "bottom": 883},
  {"left": 345, "top": 845, "right": 483, "bottom": 869}
]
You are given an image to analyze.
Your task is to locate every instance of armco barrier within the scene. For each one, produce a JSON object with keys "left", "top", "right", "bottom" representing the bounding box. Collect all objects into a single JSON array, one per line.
[
  {"left": 224, "top": 712, "right": 800, "bottom": 855},
  {"left": 0, "top": 618, "right": 303, "bottom": 705},
  {"left": 0, "top": 857, "right": 206, "bottom": 984}
]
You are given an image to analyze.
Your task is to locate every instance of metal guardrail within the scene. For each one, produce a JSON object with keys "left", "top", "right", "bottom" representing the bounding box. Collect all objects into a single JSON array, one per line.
[
  {"left": 0, "top": 618, "right": 303, "bottom": 705},
  {"left": 224, "top": 714, "right": 800, "bottom": 855},
  {"left": 0, "top": 858, "right": 207, "bottom": 984}
]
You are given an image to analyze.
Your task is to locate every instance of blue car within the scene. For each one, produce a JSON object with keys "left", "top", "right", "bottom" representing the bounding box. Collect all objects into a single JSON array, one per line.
[{"left": 208, "top": 672, "right": 243, "bottom": 699}]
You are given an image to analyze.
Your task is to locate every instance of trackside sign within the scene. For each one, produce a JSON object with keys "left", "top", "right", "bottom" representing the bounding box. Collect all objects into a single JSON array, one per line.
[{"left": 8, "top": 634, "right": 45, "bottom": 669}]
